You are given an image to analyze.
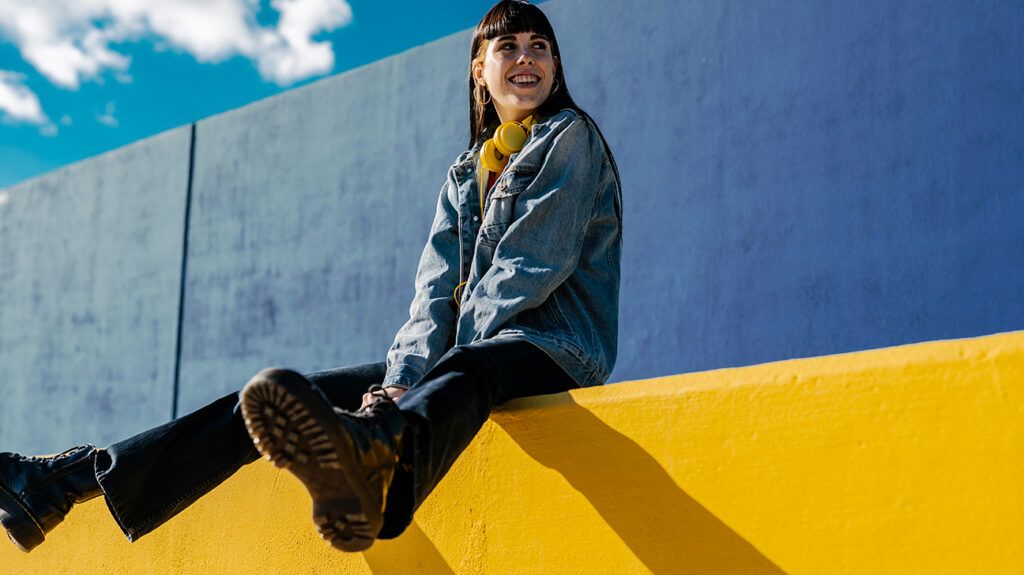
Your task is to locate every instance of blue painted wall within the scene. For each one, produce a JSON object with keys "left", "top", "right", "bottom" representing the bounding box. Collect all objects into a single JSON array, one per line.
[
  {"left": 1, "top": 0, "right": 1022, "bottom": 450},
  {"left": 0, "top": 128, "right": 190, "bottom": 453}
]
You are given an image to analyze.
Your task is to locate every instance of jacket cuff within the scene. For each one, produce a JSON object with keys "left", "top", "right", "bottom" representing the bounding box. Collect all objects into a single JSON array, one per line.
[{"left": 382, "top": 364, "right": 423, "bottom": 390}]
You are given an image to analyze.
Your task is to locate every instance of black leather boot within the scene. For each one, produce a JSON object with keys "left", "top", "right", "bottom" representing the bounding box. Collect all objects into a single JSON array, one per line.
[
  {"left": 0, "top": 444, "right": 102, "bottom": 552},
  {"left": 240, "top": 369, "right": 406, "bottom": 552}
]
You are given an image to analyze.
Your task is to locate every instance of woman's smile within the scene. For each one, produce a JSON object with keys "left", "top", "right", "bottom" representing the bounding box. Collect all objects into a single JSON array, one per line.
[{"left": 508, "top": 72, "right": 541, "bottom": 87}]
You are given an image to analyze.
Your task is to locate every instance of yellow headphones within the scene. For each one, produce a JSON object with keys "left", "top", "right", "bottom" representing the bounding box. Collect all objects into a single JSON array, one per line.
[
  {"left": 454, "top": 115, "right": 536, "bottom": 307},
  {"left": 480, "top": 115, "right": 535, "bottom": 173},
  {"left": 476, "top": 115, "right": 535, "bottom": 218}
]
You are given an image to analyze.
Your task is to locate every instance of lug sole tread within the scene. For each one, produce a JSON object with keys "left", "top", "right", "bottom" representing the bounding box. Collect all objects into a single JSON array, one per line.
[{"left": 240, "top": 370, "right": 381, "bottom": 552}]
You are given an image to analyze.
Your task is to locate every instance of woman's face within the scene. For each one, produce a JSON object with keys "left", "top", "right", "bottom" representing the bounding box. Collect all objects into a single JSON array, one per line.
[{"left": 474, "top": 31, "right": 557, "bottom": 124}]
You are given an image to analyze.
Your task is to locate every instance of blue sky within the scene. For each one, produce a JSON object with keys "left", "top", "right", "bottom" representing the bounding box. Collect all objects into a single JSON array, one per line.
[{"left": 0, "top": 0, "right": 504, "bottom": 189}]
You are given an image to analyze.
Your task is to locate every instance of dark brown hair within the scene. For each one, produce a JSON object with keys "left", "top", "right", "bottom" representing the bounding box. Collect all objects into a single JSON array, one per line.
[{"left": 468, "top": 0, "right": 582, "bottom": 147}]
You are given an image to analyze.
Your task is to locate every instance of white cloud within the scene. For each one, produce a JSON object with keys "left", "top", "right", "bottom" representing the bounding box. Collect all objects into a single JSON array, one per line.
[
  {"left": 0, "top": 0, "right": 353, "bottom": 90},
  {"left": 0, "top": 2, "right": 130, "bottom": 90},
  {"left": 0, "top": 70, "right": 48, "bottom": 125},
  {"left": 256, "top": 0, "right": 351, "bottom": 85},
  {"left": 96, "top": 101, "right": 118, "bottom": 127}
]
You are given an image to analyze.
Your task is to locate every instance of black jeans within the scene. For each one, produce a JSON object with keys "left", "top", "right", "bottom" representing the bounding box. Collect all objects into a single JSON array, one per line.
[{"left": 93, "top": 338, "right": 578, "bottom": 541}]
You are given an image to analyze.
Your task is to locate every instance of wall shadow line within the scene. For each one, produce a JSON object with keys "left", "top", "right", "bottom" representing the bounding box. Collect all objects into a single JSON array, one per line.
[
  {"left": 492, "top": 394, "right": 786, "bottom": 574},
  {"left": 363, "top": 521, "right": 457, "bottom": 575}
]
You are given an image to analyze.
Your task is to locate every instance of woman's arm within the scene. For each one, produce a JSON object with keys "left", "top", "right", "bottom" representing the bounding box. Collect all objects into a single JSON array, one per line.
[
  {"left": 456, "top": 114, "right": 610, "bottom": 342},
  {"left": 382, "top": 171, "right": 461, "bottom": 389}
]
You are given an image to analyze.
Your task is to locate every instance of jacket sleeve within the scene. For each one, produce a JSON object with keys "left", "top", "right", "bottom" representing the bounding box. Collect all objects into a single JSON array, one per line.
[
  {"left": 383, "top": 171, "right": 461, "bottom": 389},
  {"left": 456, "top": 114, "right": 606, "bottom": 343}
]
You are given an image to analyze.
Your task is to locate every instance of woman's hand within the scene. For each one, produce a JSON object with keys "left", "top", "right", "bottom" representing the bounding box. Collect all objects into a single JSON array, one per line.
[{"left": 360, "top": 386, "right": 407, "bottom": 410}]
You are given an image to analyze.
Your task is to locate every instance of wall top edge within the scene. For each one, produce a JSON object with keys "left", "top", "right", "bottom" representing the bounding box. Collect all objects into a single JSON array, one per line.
[
  {"left": 1, "top": 23, "right": 478, "bottom": 192},
  {"left": 0, "top": 125, "right": 193, "bottom": 194}
]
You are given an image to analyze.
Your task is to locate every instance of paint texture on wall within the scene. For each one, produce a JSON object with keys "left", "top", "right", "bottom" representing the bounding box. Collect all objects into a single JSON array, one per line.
[
  {"left": 0, "top": 127, "right": 191, "bottom": 454},
  {"left": 2, "top": 331, "right": 1021, "bottom": 573}
]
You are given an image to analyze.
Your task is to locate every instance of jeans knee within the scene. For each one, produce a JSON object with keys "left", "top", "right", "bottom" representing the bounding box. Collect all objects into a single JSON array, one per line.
[{"left": 442, "top": 344, "right": 490, "bottom": 374}]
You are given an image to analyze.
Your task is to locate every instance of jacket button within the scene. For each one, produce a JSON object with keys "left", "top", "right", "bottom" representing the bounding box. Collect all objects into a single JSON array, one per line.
[
  {"left": 498, "top": 180, "right": 508, "bottom": 191},
  {"left": 473, "top": 216, "right": 479, "bottom": 222}
]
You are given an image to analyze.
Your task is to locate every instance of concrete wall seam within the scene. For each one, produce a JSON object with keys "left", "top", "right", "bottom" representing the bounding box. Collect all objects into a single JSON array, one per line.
[{"left": 171, "top": 123, "right": 199, "bottom": 420}]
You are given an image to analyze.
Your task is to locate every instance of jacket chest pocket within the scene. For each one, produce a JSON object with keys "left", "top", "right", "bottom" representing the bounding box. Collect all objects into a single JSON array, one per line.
[
  {"left": 479, "top": 167, "right": 536, "bottom": 247},
  {"left": 479, "top": 197, "right": 514, "bottom": 247}
]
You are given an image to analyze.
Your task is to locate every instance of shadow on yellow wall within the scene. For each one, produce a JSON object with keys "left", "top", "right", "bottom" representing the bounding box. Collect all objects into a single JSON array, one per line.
[
  {"left": 6, "top": 332, "right": 1018, "bottom": 573},
  {"left": 364, "top": 522, "right": 457, "bottom": 574},
  {"left": 494, "top": 394, "right": 784, "bottom": 574}
]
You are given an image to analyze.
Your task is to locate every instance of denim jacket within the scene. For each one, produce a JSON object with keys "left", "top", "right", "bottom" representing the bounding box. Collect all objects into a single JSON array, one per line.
[{"left": 383, "top": 108, "right": 622, "bottom": 389}]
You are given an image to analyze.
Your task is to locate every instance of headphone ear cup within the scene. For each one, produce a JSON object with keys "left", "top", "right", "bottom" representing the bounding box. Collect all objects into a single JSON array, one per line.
[
  {"left": 481, "top": 139, "right": 508, "bottom": 172},
  {"left": 493, "top": 121, "right": 529, "bottom": 157}
]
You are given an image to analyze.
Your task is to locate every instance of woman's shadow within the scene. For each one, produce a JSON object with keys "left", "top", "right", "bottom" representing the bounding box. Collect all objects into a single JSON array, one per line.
[{"left": 491, "top": 391, "right": 786, "bottom": 575}]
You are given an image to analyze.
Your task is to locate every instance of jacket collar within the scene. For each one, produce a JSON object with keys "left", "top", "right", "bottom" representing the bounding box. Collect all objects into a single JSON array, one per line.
[
  {"left": 453, "top": 144, "right": 480, "bottom": 183},
  {"left": 455, "top": 109, "right": 557, "bottom": 177}
]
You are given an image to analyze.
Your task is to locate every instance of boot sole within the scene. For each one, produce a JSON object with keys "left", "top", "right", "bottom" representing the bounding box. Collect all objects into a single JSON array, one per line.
[
  {"left": 0, "top": 481, "right": 45, "bottom": 552},
  {"left": 240, "top": 368, "right": 380, "bottom": 552}
]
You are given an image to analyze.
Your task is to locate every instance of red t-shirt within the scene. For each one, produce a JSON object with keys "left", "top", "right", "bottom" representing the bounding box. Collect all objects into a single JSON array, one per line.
[{"left": 485, "top": 170, "right": 498, "bottom": 196}]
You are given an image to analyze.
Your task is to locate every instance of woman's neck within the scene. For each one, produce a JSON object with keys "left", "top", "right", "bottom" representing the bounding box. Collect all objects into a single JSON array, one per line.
[{"left": 495, "top": 107, "right": 537, "bottom": 125}]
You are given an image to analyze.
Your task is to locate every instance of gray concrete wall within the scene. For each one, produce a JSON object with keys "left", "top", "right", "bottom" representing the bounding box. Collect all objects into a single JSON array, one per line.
[
  {"left": 178, "top": 37, "right": 469, "bottom": 412},
  {"left": 0, "top": 127, "right": 190, "bottom": 453},
  {"left": 2, "top": 0, "right": 1022, "bottom": 447}
]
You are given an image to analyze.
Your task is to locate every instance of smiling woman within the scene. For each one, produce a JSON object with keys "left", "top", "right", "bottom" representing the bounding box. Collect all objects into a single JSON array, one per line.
[
  {"left": 466, "top": 0, "right": 581, "bottom": 145},
  {"left": 474, "top": 31, "right": 556, "bottom": 124},
  {"left": 0, "top": 0, "right": 623, "bottom": 556}
]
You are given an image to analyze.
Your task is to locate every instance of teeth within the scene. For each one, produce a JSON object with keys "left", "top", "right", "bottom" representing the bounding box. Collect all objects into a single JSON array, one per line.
[{"left": 509, "top": 74, "right": 540, "bottom": 84}]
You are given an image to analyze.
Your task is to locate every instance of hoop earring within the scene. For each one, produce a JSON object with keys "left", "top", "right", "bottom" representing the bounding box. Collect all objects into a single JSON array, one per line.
[
  {"left": 476, "top": 84, "right": 492, "bottom": 105},
  {"left": 551, "top": 78, "right": 560, "bottom": 94}
]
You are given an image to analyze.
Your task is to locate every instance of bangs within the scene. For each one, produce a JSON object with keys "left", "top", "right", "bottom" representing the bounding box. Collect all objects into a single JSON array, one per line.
[{"left": 477, "top": 1, "right": 555, "bottom": 43}]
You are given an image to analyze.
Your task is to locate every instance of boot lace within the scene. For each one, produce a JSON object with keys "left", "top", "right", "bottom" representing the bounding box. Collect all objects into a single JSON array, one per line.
[{"left": 353, "top": 383, "right": 398, "bottom": 420}]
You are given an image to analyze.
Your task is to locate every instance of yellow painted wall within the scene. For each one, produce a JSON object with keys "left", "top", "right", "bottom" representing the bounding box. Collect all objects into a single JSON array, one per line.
[{"left": 4, "top": 331, "right": 1022, "bottom": 574}]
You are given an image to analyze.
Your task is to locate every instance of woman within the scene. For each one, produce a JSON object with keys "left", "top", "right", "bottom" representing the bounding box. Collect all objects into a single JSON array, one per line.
[{"left": 0, "top": 0, "right": 621, "bottom": 554}]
